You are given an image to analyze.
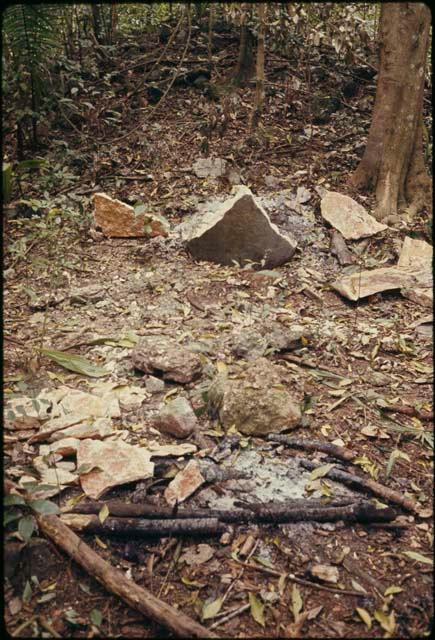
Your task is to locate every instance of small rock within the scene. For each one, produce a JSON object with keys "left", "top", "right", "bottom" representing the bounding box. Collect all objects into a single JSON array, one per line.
[
  {"left": 93, "top": 192, "right": 170, "bottom": 238},
  {"left": 192, "top": 157, "right": 227, "bottom": 179},
  {"left": 310, "top": 563, "right": 339, "bottom": 584},
  {"left": 132, "top": 337, "right": 202, "bottom": 383},
  {"left": 153, "top": 397, "right": 198, "bottom": 439},
  {"left": 145, "top": 375, "right": 165, "bottom": 393},
  {"left": 208, "top": 358, "right": 301, "bottom": 436},
  {"left": 164, "top": 460, "right": 205, "bottom": 506},
  {"left": 70, "top": 284, "right": 106, "bottom": 304}
]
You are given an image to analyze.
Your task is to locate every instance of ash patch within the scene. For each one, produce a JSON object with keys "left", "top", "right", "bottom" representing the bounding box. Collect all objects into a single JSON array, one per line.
[{"left": 193, "top": 448, "right": 357, "bottom": 511}]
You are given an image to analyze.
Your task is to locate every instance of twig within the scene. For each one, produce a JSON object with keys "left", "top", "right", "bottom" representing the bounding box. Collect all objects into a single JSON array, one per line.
[
  {"left": 381, "top": 404, "right": 433, "bottom": 422},
  {"left": 209, "top": 604, "right": 250, "bottom": 630},
  {"left": 267, "top": 435, "right": 357, "bottom": 462},
  {"left": 11, "top": 616, "right": 38, "bottom": 637},
  {"left": 276, "top": 353, "right": 345, "bottom": 378},
  {"left": 233, "top": 559, "right": 364, "bottom": 597},
  {"left": 37, "top": 514, "right": 216, "bottom": 638},
  {"left": 299, "top": 458, "right": 419, "bottom": 513},
  {"left": 38, "top": 616, "right": 61, "bottom": 638}
]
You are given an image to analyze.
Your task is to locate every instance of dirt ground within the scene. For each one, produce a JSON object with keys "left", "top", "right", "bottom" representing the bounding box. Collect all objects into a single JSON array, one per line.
[{"left": 3, "top": 23, "right": 433, "bottom": 639}]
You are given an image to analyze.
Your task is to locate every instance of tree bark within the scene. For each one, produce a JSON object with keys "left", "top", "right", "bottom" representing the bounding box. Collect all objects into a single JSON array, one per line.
[
  {"left": 233, "top": 4, "right": 255, "bottom": 87},
  {"left": 252, "top": 3, "right": 266, "bottom": 128},
  {"left": 350, "top": 3, "right": 431, "bottom": 221}
]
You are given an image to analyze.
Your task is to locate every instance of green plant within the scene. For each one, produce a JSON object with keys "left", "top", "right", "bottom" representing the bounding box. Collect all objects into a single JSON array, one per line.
[
  {"left": 4, "top": 490, "right": 60, "bottom": 544},
  {"left": 3, "top": 5, "right": 61, "bottom": 150},
  {"left": 2, "top": 158, "right": 47, "bottom": 204}
]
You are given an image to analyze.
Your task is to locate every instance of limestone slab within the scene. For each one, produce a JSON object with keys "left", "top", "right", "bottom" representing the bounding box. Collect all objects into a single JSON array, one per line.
[
  {"left": 186, "top": 186, "right": 297, "bottom": 268},
  {"left": 321, "top": 191, "right": 388, "bottom": 240},
  {"left": 77, "top": 439, "right": 154, "bottom": 499}
]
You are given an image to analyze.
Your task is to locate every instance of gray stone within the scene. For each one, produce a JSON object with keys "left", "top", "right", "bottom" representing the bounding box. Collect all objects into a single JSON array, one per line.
[
  {"left": 145, "top": 375, "right": 165, "bottom": 393},
  {"left": 132, "top": 336, "right": 202, "bottom": 383},
  {"left": 154, "top": 397, "right": 198, "bottom": 439},
  {"left": 207, "top": 358, "right": 301, "bottom": 436},
  {"left": 186, "top": 186, "right": 297, "bottom": 268},
  {"left": 231, "top": 322, "right": 312, "bottom": 360}
]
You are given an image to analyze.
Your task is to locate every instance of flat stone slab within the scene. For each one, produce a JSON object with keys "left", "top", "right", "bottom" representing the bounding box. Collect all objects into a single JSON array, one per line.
[
  {"left": 77, "top": 439, "right": 154, "bottom": 499},
  {"left": 164, "top": 460, "right": 205, "bottom": 506},
  {"left": 321, "top": 191, "right": 388, "bottom": 240},
  {"left": 398, "top": 236, "right": 432, "bottom": 270},
  {"left": 186, "top": 186, "right": 297, "bottom": 268},
  {"left": 331, "top": 266, "right": 431, "bottom": 301},
  {"left": 93, "top": 193, "right": 170, "bottom": 238}
]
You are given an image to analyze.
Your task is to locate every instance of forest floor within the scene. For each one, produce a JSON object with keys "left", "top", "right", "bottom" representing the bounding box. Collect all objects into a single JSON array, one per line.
[{"left": 3, "top": 26, "right": 433, "bottom": 639}]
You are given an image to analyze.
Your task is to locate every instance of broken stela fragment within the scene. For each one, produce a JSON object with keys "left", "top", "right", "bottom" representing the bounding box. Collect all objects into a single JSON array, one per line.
[
  {"left": 186, "top": 186, "right": 297, "bottom": 268},
  {"left": 93, "top": 192, "right": 169, "bottom": 238}
]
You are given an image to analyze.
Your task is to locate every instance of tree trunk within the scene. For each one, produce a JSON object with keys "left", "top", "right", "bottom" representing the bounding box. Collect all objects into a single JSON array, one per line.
[
  {"left": 233, "top": 4, "right": 255, "bottom": 87},
  {"left": 252, "top": 3, "right": 266, "bottom": 128},
  {"left": 350, "top": 3, "right": 431, "bottom": 221},
  {"left": 208, "top": 4, "right": 214, "bottom": 65},
  {"left": 91, "top": 4, "right": 103, "bottom": 44}
]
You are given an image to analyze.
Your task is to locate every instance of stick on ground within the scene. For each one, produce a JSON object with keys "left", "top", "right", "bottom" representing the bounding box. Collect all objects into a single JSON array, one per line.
[
  {"left": 299, "top": 458, "right": 418, "bottom": 513},
  {"left": 267, "top": 434, "right": 357, "bottom": 462},
  {"left": 37, "top": 514, "right": 216, "bottom": 638}
]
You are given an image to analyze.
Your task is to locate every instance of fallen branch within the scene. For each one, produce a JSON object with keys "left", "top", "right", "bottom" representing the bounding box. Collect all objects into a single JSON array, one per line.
[
  {"left": 380, "top": 404, "right": 433, "bottom": 422},
  {"left": 36, "top": 514, "right": 216, "bottom": 638},
  {"left": 299, "top": 458, "right": 418, "bottom": 513},
  {"left": 65, "top": 500, "right": 395, "bottom": 528},
  {"left": 267, "top": 435, "right": 357, "bottom": 462},
  {"left": 67, "top": 497, "right": 357, "bottom": 520},
  {"left": 60, "top": 514, "right": 226, "bottom": 537}
]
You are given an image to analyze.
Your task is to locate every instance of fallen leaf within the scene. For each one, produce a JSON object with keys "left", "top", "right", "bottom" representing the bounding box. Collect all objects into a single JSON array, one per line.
[
  {"left": 402, "top": 551, "right": 433, "bottom": 565},
  {"left": 249, "top": 592, "right": 265, "bottom": 627},
  {"left": 356, "top": 607, "right": 372, "bottom": 630},
  {"left": 202, "top": 596, "right": 223, "bottom": 620}
]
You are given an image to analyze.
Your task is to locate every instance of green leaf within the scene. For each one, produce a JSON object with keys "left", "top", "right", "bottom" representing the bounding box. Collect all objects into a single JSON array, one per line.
[
  {"left": 16, "top": 158, "right": 47, "bottom": 172},
  {"left": 309, "top": 463, "right": 335, "bottom": 481},
  {"left": 90, "top": 609, "right": 103, "bottom": 627},
  {"left": 356, "top": 607, "right": 372, "bottom": 630},
  {"left": 374, "top": 609, "right": 396, "bottom": 634},
  {"left": 23, "top": 580, "right": 33, "bottom": 603},
  {"left": 202, "top": 596, "right": 223, "bottom": 620},
  {"left": 402, "top": 551, "right": 433, "bottom": 565},
  {"left": 40, "top": 348, "right": 109, "bottom": 377},
  {"left": 249, "top": 592, "right": 265, "bottom": 627},
  {"left": 28, "top": 499, "right": 60, "bottom": 515},
  {"left": 181, "top": 576, "right": 206, "bottom": 589},
  {"left": 4, "top": 494, "right": 26, "bottom": 506},
  {"left": 384, "top": 585, "right": 403, "bottom": 596},
  {"left": 98, "top": 504, "right": 109, "bottom": 524},
  {"left": 37, "top": 592, "right": 56, "bottom": 604},
  {"left": 4, "top": 510, "right": 22, "bottom": 526},
  {"left": 252, "top": 555, "right": 275, "bottom": 569},
  {"left": 19, "top": 515, "right": 36, "bottom": 542}
]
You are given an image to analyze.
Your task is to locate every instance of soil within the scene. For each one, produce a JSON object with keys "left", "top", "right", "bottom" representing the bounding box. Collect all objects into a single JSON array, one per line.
[{"left": 3, "top": 21, "right": 433, "bottom": 639}]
